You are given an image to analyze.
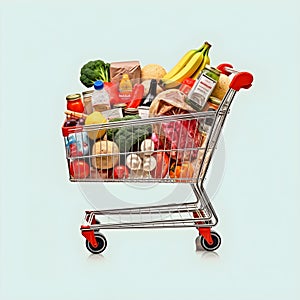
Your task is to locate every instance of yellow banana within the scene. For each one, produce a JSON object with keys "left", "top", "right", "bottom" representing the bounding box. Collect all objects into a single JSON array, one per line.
[
  {"left": 162, "top": 50, "right": 206, "bottom": 89},
  {"left": 162, "top": 42, "right": 209, "bottom": 80},
  {"left": 191, "top": 47, "right": 211, "bottom": 80},
  {"left": 162, "top": 49, "right": 198, "bottom": 80}
]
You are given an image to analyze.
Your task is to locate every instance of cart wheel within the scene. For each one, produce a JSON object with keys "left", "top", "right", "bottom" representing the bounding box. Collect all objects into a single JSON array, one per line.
[
  {"left": 86, "top": 233, "right": 107, "bottom": 254},
  {"left": 200, "top": 231, "right": 221, "bottom": 252}
]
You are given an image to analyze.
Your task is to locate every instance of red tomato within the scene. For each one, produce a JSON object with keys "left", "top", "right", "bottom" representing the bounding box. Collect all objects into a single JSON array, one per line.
[
  {"left": 169, "top": 161, "right": 194, "bottom": 182},
  {"left": 113, "top": 165, "right": 129, "bottom": 179},
  {"left": 150, "top": 152, "right": 170, "bottom": 179},
  {"left": 70, "top": 160, "right": 90, "bottom": 179}
]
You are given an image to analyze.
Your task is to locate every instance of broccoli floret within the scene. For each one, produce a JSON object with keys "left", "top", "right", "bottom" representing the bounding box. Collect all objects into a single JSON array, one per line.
[
  {"left": 79, "top": 74, "right": 94, "bottom": 88},
  {"left": 79, "top": 59, "right": 110, "bottom": 88}
]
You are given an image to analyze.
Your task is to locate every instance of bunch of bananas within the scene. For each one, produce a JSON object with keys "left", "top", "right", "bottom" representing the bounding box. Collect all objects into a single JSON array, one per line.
[{"left": 160, "top": 41, "right": 211, "bottom": 89}]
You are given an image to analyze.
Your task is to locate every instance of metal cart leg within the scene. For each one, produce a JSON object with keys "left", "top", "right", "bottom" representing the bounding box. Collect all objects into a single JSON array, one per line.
[{"left": 191, "top": 183, "right": 221, "bottom": 251}]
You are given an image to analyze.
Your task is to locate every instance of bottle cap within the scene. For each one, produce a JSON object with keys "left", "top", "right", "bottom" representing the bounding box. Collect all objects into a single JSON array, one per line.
[{"left": 94, "top": 80, "right": 104, "bottom": 90}]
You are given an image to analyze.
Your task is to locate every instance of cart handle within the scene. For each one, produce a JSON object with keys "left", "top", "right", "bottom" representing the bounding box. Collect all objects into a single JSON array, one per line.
[{"left": 217, "top": 63, "right": 253, "bottom": 91}]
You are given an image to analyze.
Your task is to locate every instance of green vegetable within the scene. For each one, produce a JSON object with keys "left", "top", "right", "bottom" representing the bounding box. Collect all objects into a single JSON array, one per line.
[
  {"left": 107, "top": 115, "right": 140, "bottom": 140},
  {"left": 106, "top": 116, "right": 152, "bottom": 153},
  {"left": 80, "top": 60, "right": 110, "bottom": 88}
]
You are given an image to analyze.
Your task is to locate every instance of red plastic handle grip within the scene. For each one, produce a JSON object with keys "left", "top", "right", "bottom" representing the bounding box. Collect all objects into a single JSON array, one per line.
[
  {"left": 217, "top": 63, "right": 254, "bottom": 91},
  {"left": 217, "top": 63, "right": 234, "bottom": 76},
  {"left": 229, "top": 72, "right": 253, "bottom": 91}
]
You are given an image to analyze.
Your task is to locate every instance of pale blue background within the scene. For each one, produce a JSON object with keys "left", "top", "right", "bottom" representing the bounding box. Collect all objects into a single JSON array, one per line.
[{"left": 1, "top": 0, "right": 299, "bottom": 299}]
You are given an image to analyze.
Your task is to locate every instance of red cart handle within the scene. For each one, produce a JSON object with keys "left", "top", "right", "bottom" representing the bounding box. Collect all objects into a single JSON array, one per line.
[
  {"left": 229, "top": 72, "right": 253, "bottom": 91},
  {"left": 217, "top": 63, "right": 234, "bottom": 76},
  {"left": 217, "top": 63, "right": 254, "bottom": 91}
]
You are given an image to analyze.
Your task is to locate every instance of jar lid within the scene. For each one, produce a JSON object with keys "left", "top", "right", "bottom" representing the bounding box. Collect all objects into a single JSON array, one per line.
[
  {"left": 124, "top": 108, "right": 138, "bottom": 115},
  {"left": 113, "top": 103, "right": 127, "bottom": 109},
  {"left": 208, "top": 96, "right": 221, "bottom": 105},
  {"left": 66, "top": 93, "right": 81, "bottom": 101},
  {"left": 204, "top": 65, "right": 221, "bottom": 75},
  {"left": 82, "top": 90, "right": 94, "bottom": 96}
]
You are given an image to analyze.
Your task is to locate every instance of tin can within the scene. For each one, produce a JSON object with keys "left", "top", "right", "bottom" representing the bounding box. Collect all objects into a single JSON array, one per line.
[
  {"left": 66, "top": 93, "right": 84, "bottom": 113},
  {"left": 186, "top": 65, "right": 221, "bottom": 111},
  {"left": 82, "top": 90, "right": 94, "bottom": 115},
  {"left": 65, "top": 131, "right": 89, "bottom": 156}
]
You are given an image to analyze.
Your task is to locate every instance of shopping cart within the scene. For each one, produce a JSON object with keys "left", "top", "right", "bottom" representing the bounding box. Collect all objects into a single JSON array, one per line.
[{"left": 62, "top": 63, "right": 253, "bottom": 254}]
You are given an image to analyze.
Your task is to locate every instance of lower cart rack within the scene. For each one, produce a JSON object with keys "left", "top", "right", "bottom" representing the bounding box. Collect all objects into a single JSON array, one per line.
[{"left": 82, "top": 198, "right": 221, "bottom": 253}]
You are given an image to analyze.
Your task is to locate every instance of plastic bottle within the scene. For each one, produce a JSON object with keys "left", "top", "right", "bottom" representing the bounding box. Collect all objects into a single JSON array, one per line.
[{"left": 92, "top": 80, "right": 111, "bottom": 112}]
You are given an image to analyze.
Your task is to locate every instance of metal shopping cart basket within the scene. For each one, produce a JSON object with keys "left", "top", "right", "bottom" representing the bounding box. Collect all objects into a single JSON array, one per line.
[{"left": 62, "top": 63, "right": 253, "bottom": 254}]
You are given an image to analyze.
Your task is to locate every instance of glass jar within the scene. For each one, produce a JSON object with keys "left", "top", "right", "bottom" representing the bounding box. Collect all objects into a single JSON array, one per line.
[
  {"left": 113, "top": 103, "right": 127, "bottom": 116},
  {"left": 186, "top": 65, "right": 221, "bottom": 111},
  {"left": 66, "top": 93, "right": 84, "bottom": 113},
  {"left": 124, "top": 107, "right": 139, "bottom": 116},
  {"left": 82, "top": 90, "right": 94, "bottom": 115}
]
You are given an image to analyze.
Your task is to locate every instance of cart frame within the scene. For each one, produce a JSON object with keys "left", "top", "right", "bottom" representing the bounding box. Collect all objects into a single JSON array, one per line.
[{"left": 62, "top": 63, "right": 253, "bottom": 253}]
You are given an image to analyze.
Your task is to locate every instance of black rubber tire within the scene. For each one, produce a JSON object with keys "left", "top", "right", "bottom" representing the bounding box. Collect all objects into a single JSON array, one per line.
[
  {"left": 200, "top": 231, "right": 221, "bottom": 251},
  {"left": 86, "top": 233, "right": 107, "bottom": 254}
]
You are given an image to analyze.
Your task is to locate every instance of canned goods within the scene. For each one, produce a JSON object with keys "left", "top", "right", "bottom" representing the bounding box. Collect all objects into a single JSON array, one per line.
[
  {"left": 66, "top": 93, "right": 84, "bottom": 113},
  {"left": 65, "top": 132, "right": 89, "bottom": 156},
  {"left": 186, "top": 65, "right": 221, "bottom": 111}
]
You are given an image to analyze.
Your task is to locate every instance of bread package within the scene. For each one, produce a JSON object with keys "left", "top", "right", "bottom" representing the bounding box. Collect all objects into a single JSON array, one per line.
[{"left": 109, "top": 61, "right": 141, "bottom": 86}]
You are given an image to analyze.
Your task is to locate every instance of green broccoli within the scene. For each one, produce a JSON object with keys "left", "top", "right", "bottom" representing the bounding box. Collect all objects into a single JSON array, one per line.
[
  {"left": 80, "top": 60, "right": 110, "bottom": 88},
  {"left": 106, "top": 115, "right": 141, "bottom": 143},
  {"left": 108, "top": 121, "right": 152, "bottom": 153}
]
